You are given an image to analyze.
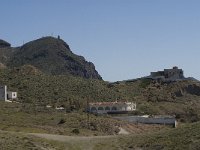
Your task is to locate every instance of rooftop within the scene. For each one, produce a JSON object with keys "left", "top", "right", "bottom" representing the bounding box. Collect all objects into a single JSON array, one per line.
[{"left": 89, "top": 101, "right": 135, "bottom": 106}]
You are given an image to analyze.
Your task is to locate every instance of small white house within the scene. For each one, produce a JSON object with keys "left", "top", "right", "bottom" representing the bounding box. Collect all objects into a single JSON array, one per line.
[
  {"left": 0, "top": 85, "right": 17, "bottom": 102},
  {"left": 7, "top": 92, "right": 17, "bottom": 99}
]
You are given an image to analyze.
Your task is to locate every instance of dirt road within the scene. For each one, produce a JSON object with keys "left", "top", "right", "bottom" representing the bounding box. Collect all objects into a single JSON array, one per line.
[
  {"left": 29, "top": 127, "right": 129, "bottom": 142},
  {"left": 29, "top": 133, "right": 115, "bottom": 142}
]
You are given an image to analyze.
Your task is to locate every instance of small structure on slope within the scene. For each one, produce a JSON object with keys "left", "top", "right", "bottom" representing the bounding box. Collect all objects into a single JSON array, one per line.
[
  {"left": 88, "top": 101, "right": 136, "bottom": 114},
  {"left": 0, "top": 85, "right": 17, "bottom": 102}
]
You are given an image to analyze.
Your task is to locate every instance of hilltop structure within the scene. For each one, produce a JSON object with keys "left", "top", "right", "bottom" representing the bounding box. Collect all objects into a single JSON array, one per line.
[
  {"left": 88, "top": 101, "right": 136, "bottom": 114},
  {"left": 148, "top": 66, "right": 184, "bottom": 81},
  {"left": 0, "top": 85, "right": 17, "bottom": 102}
]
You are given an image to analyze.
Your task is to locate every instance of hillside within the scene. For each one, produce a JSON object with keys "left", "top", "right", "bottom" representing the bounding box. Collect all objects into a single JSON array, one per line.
[
  {"left": 1, "top": 97, "right": 198, "bottom": 150},
  {"left": 0, "top": 37, "right": 102, "bottom": 79},
  {"left": 1, "top": 117, "right": 199, "bottom": 149},
  {"left": 0, "top": 130, "right": 61, "bottom": 150},
  {"left": 85, "top": 121, "right": 200, "bottom": 150},
  {"left": 109, "top": 79, "right": 200, "bottom": 122},
  {"left": 0, "top": 66, "right": 200, "bottom": 122},
  {"left": 0, "top": 66, "right": 119, "bottom": 107},
  {"left": 0, "top": 39, "right": 15, "bottom": 64},
  {"left": 0, "top": 37, "right": 200, "bottom": 123},
  {"left": 0, "top": 101, "right": 122, "bottom": 136}
]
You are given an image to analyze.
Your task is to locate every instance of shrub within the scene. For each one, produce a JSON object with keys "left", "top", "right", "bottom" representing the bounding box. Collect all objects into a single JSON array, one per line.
[
  {"left": 58, "top": 118, "right": 66, "bottom": 125},
  {"left": 139, "top": 79, "right": 151, "bottom": 88},
  {"left": 72, "top": 128, "right": 80, "bottom": 134}
]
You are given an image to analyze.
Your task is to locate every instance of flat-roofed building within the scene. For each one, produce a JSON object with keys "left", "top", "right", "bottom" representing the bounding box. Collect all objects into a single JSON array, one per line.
[
  {"left": 150, "top": 66, "right": 184, "bottom": 81},
  {"left": 88, "top": 101, "right": 136, "bottom": 114}
]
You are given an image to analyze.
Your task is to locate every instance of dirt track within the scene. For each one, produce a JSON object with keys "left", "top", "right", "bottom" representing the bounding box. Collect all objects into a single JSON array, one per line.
[
  {"left": 28, "top": 127, "right": 129, "bottom": 142},
  {"left": 29, "top": 133, "right": 116, "bottom": 142}
]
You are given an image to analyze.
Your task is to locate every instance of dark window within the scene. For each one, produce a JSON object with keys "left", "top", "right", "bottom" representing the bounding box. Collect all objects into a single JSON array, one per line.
[
  {"left": 105, "top": 107, "right": 110, "bottom": 111},
  {"left": 111, "top": 107, "right": 117, "bottom": 111},
  {"left": 98, "top": 107, "right": 104, "bottom": 111},
  {"left": 91, "top": 107, "right": 97, "bottom": 112}
]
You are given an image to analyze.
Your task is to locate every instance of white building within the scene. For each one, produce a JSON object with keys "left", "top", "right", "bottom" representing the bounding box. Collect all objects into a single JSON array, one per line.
[
  {"left": 88, "top": 101, "right": 136, "bottom": 114},
  {"left": 7, "top": 91, "right": 17, "bottom": 99},
  {"left": 0, "top": 85, "right": 17, "bottom": 102}
]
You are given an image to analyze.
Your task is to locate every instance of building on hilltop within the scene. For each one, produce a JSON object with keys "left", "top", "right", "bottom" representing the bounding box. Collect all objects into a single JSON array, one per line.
[
  {"left": 0, "top": 85, "right": 17, "bottom": 102},
  {"left": 149, "top": 66, "right": 184, "bottom": 81},
  {"left": 88, "top": 101, "right": 136, "bottom": 114}
]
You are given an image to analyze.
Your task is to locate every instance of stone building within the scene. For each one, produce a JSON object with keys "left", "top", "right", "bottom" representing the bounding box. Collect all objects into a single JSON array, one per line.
[
  {"left": 88, "top": 101, "right": 136, "bottom": 114},
  {"left": 150, "top": 66, "right": 184, "bottom": 81}
]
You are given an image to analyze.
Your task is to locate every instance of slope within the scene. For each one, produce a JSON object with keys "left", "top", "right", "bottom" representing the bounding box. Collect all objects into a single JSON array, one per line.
[
  {"left": 1, "top": 66, "right": 200, "bottom": 122},
  {"left": 0, "top": 66, "right": 119, "bottom": 107},
  {"left": 88, "top": 121, "right": 200, "bottom": 150}
]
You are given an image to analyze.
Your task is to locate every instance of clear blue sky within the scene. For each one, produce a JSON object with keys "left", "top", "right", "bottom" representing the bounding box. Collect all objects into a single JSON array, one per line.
[{"left": 1, "top": 0, "right": 200, "bottom": 81}]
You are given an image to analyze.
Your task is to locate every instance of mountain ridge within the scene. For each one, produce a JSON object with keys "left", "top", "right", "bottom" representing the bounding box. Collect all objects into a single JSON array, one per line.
[{"left": 0, "top": 36, "right": 102, "bottom": 79}]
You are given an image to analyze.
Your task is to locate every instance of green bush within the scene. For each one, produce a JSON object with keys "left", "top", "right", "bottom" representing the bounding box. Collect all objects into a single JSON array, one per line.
[
  {"left": 58, "top": 118, "right": 66, "bottom": 125},
  {"left": 139, "top": 79, "right": 151, "bottom": 88},
  {"left": 72, "top": 128, "right": 80, "bottom": 134}
]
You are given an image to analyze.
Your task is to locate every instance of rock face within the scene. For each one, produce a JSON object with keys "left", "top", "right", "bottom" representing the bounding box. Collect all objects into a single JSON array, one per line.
[
  {"left": 184, "top": 84, "right": 200, "bottom": 96},
  {"left": 0, "top": 39, "right": 11, "bottom": 48},
  {"left": 134, "top": 78, "right": 200, "bottom": 103},
  {"left": 6, "top": 36, "right": 102, "bottom": 79}
]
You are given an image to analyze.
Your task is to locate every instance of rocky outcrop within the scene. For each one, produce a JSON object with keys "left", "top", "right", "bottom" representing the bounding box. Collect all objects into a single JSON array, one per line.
[
  {"left": 5, "top": 36, "right": 102, "bottom": 79},
  {"left": 0, "top": 39, "right": 11, "bottom": 48},
  {"left": 184, "top": 84, "right": 200, "bottom": 96}
]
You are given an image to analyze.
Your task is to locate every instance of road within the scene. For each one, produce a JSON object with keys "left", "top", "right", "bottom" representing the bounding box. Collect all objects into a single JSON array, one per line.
[{"left": 29, "top": 127, "right": 129, "bottom": 142}]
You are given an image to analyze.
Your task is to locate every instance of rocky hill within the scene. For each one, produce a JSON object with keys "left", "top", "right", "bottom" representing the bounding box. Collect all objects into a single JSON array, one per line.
[
  {"left": 0, "top": 39, "right": 11, "bottom": 48},
  {"left": 0, "top": 37, "right": 102, "bottom": 79},
  {"left": 0, "top": 40, "right": 15, "bottom": 65},
  {"left": 0, "top": 37, "right": 200, "bottom": 123}
]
